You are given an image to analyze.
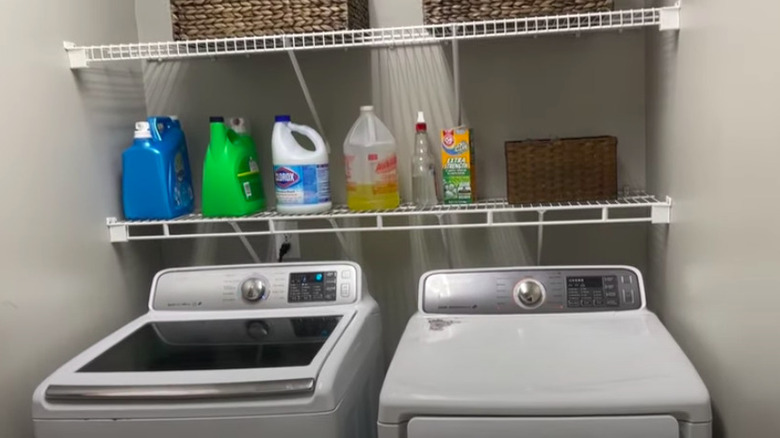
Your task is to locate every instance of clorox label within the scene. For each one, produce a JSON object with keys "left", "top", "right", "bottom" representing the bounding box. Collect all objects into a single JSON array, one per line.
[
  {"left": 275, "top": 167, "right": 301, "bottom": 189},
  {"left": 274, "top": 164, "right": 330, "bottom": 206}
]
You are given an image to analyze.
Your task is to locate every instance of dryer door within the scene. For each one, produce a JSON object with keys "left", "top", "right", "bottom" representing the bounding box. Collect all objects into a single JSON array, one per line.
[{"left": 407, "top": 416, "right": 679, "bottom": 438}]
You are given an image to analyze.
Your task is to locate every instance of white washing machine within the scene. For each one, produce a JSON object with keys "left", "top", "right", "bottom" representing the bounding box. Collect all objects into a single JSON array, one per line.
[
  {"left": 379, "top": 266, "right": 711, "bottom": 438},
  {"left": 33, "top": 262, "right": 383, "bottom": 438}
]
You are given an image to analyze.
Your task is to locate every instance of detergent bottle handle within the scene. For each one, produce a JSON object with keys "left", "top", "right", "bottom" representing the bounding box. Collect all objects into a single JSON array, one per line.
[
  {"left": 288, "top": 123, "right": 328, "bottom": 155},
  {"left": 148, "top": 116, "right": 174, "bottom": 142}
]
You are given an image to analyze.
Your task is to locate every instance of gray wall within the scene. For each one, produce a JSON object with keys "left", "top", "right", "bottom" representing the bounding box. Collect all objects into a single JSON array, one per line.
[
  {"left": 0, "top": 1, "right": 161, "bottom": 437},
  {"left": 647, "top": 1, "right": 780, "bottom": 437},
  {"left": 134, "top": 0, "right": 650, "bottom": 355}
]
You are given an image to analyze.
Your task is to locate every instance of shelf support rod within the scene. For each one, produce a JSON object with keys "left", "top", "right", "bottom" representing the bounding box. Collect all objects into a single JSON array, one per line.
[
  {"left": 230, "top": 222, "right": 261, "bottom": 263},
  {"left": 451, "top": 29, "right": 462, "bottom": 125},
  {"left": 328, "top": 218, "right": 358, "bottom": 262},
  {"left": 436, "top": 214, "right": 455, "bottom": 269},
  {"left": 287, "top": 49, "right": 331, "bottom": 153},
  {"left": 536, "top": 211, "right": 545, "bottom": 265}
]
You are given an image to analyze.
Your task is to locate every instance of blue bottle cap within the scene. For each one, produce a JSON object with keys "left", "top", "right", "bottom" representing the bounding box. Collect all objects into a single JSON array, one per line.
[
  {"left": 209, "top": 116, "right": 225, "bottom": 123},
  {"left": 275, "top": 115, "right": 291, "bottom": 123}
]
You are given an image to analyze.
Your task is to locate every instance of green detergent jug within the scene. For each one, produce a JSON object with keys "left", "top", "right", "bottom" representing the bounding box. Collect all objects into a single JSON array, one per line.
[{"left": 202, "top": 117, "right": 266, "bottom": 217}]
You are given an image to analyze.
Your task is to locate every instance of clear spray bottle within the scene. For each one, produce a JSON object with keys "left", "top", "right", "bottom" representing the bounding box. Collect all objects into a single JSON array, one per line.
[{"left": 411, "top": 111, "right": 439, "bottom": 207}]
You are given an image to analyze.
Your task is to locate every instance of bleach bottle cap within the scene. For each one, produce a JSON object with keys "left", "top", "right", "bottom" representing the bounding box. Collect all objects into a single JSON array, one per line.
[
  {"left": 229, "top": 117, "right": 250, "bottom": 134},
  {"left": 134, "top": 121, "right": 152, "bottom": 139},
  {"left": 275, "top": 115, "right": 291, "bottom": 123}
]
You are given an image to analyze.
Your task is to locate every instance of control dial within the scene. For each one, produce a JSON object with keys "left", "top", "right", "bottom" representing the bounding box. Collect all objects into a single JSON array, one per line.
[
  {"left": 241, "top": 277, "right": 268, "bottom": 302},
  {"left": 246, "top": 320, "right": 270, "bottom": 339},
  {"left": 514, "top": 279, "right": 545, "bottom": 308}
]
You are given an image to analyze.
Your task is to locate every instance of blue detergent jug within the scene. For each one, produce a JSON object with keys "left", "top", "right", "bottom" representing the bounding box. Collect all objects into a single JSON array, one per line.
[{"left": 122, "top": 116, "right": 195, "bottom": 220}]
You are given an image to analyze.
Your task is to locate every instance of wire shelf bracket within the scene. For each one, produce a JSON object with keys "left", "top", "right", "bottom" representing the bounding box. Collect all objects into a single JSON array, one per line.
[
  {"left": 106, "top": 193, "right": 673, "bottom": 243},
  {"left": 65, "top": 5, "right": 680, "bottom": 69},
  {"left": 659, "top": 2, "right": 681, "bottom": 31}
]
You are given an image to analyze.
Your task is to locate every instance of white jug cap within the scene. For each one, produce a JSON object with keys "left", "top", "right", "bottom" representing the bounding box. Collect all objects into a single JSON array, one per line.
[
  {"left": 360, "top": 105, "right": 374, "bottom": 112},
  {"left": 134, "top": 121, "right": 152, "bottom": 139},
  {"left": 229, "top": 117, "right": 249, "bottom": 134}
]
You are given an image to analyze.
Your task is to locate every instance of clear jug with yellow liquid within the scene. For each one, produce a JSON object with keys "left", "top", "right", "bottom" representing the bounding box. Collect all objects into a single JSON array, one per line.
[{"left": 343, "top": 106, "right": 400, "bottom": 211}]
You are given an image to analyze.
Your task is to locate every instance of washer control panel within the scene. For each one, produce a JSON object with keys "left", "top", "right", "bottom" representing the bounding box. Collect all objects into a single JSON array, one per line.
[
  {"left": 422, "top": 267, "right": 642, "bottom": 314},
  {"left": 152, "top": 263, "right": 359, "bottom": 311}
]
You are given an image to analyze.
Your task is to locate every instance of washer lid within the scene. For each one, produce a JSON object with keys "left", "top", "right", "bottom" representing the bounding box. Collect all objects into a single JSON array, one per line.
[
  {"left": 379, "top": 312, "right": 711, "bottom": 424},
  {"left": 34, "top": 309, "right": 358, "bottom": 419}
]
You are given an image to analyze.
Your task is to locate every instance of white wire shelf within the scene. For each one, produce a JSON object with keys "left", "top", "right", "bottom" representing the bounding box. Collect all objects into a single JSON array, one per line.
[
  {"left": 66, "top": 5, "right": 680, "bottom": 68},
  {"left": 107, "top": 193, "right": 672, "bottom": 243}
]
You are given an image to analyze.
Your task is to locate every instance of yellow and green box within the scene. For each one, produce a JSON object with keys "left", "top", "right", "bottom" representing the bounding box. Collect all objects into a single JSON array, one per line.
[{"left": 440, "top": 126, "right": 476, "bottom": 204}]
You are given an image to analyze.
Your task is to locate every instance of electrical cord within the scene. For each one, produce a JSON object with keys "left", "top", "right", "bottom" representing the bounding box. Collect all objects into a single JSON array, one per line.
[{"left": 278, "top": 241, "right": 292, "bottom": 263}]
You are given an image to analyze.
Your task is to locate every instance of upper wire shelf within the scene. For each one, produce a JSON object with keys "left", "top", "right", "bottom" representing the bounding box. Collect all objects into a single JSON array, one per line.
[
  {"left": 107, "top": 192, "right": 672, "bottom": 242},
  {"left": 66, "top": 5, "right": 680, "bottom": 68}
]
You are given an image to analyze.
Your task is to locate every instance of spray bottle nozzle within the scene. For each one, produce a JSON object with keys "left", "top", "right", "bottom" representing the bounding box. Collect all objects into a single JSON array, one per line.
[{"left": 416, "top": 111, "right": 427, "bottom": 132}]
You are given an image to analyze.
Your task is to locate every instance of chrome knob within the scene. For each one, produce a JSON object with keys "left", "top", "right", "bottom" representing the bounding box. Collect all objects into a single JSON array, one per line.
[
  {"left": 241, "top": 278, "right": 268, "bottom": 302},
  {"left": 514, "top": 279, "right": 545, "bottom": 307}
]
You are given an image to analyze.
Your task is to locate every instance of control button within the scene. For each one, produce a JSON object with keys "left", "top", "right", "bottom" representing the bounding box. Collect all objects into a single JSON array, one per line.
[
  {"left": 513, "top": 279, "right": 545, "bottom": 308},
  {"left": 340, "top": 283, "right": 351, "bottom": 297},
  {"left": 623, "top": 289, "right": 635, "bottom": 305},
  {"left": 594, "top": 298, "right": 604, "bottom": 306},
  {"left": 606, "top": 299, "right": 619, "bottom": 307},
  {"left": 567, "top": 299, "right": 581, "bottom": 308},
  {"left": 341, "top": 270, "right": 352, "bottom": 279},
  {"left": 240, "top": 278, "right": 268, "bottom": 302},
  {"left": 605, "top": 291, "right": 618, "bottom": 299},
  {"left": 620, "top": 276, "right": 626, "bottom": 284},
  {"left": 581, "top": 298, "right": 593, "bottom": 307}
]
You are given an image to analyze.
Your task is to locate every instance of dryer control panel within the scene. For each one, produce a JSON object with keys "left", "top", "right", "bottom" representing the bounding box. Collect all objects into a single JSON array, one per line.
[
  {"left": 421, "top": 267, "right": 643, "bottom": 314},
  {"left": 151, "top": 263, "right": 360, "bottom": 311}
]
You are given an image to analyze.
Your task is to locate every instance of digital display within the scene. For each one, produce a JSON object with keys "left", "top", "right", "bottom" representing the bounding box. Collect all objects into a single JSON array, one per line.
[
  {"left": 289, "top": 271, "right": 337, "bottom": 303},
  {"left": 290, "top": 272, "right": 326, "bottom": 284},
  {"left": 566, "top": 276, "right": 618, "bottom": 308},
  {"left": 567, "top": 276, "right": 604, "bottom": 289}
]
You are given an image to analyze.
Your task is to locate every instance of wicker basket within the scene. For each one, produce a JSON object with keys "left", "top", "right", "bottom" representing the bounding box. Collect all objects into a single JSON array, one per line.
[
  {"left": 171, "top": 0, "right": 370, "bottom": 40},
  {"left": 423, "top": 0, "right": 614, "bottom": 25},
  {"left": 505, "top": 136, "right": 617, "bottom": 204}
]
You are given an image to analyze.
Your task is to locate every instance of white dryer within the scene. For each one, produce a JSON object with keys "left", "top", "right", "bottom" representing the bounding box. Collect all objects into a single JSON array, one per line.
[
  {"left": 33, "top": 262, "right": 383, "bottom": 438},
  {"left": 379, "top": 266, "right": 711, "bottom": 438}
]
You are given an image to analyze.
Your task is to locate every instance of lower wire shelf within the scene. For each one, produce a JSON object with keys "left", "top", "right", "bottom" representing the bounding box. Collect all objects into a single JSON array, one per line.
[{"left": 107, "top": 192, "right": 672, "bottom": 243}]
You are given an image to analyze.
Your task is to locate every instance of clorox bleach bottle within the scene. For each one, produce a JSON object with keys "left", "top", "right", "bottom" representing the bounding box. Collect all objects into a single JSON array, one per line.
[
  {"left": 344, "top": 106, "right": 400, "bottom": 211},
  {"left": 272, "top": 115, "right": 332, "bottom": 214}
]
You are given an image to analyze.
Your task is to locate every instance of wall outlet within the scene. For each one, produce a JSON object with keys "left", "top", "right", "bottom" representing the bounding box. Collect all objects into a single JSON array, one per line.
[{"left": 275, "top": 222, "right": 301, "bottom": 261}]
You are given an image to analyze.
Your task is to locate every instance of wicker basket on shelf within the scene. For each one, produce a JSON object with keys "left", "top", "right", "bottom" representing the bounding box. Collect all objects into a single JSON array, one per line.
[
  {"left": 170, "top": 0, "right": 370, "bottom": 40},
  {"left": 423, "top": 0, "right": 614, "bottom": 25},
  {"left": 505, "top": 136, "right": 617, "bottom": 205}
]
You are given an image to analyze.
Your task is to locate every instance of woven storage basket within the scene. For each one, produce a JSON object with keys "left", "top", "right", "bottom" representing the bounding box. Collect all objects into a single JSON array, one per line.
[
  {"left": 505, "top": 136, "right": 617, "bottom": 204},
  {"left": 171, "top": 0, "right": 370, "bottom": 40},
  {"left": 423, "top": 0, "right": 614, "bottom": 24}
]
